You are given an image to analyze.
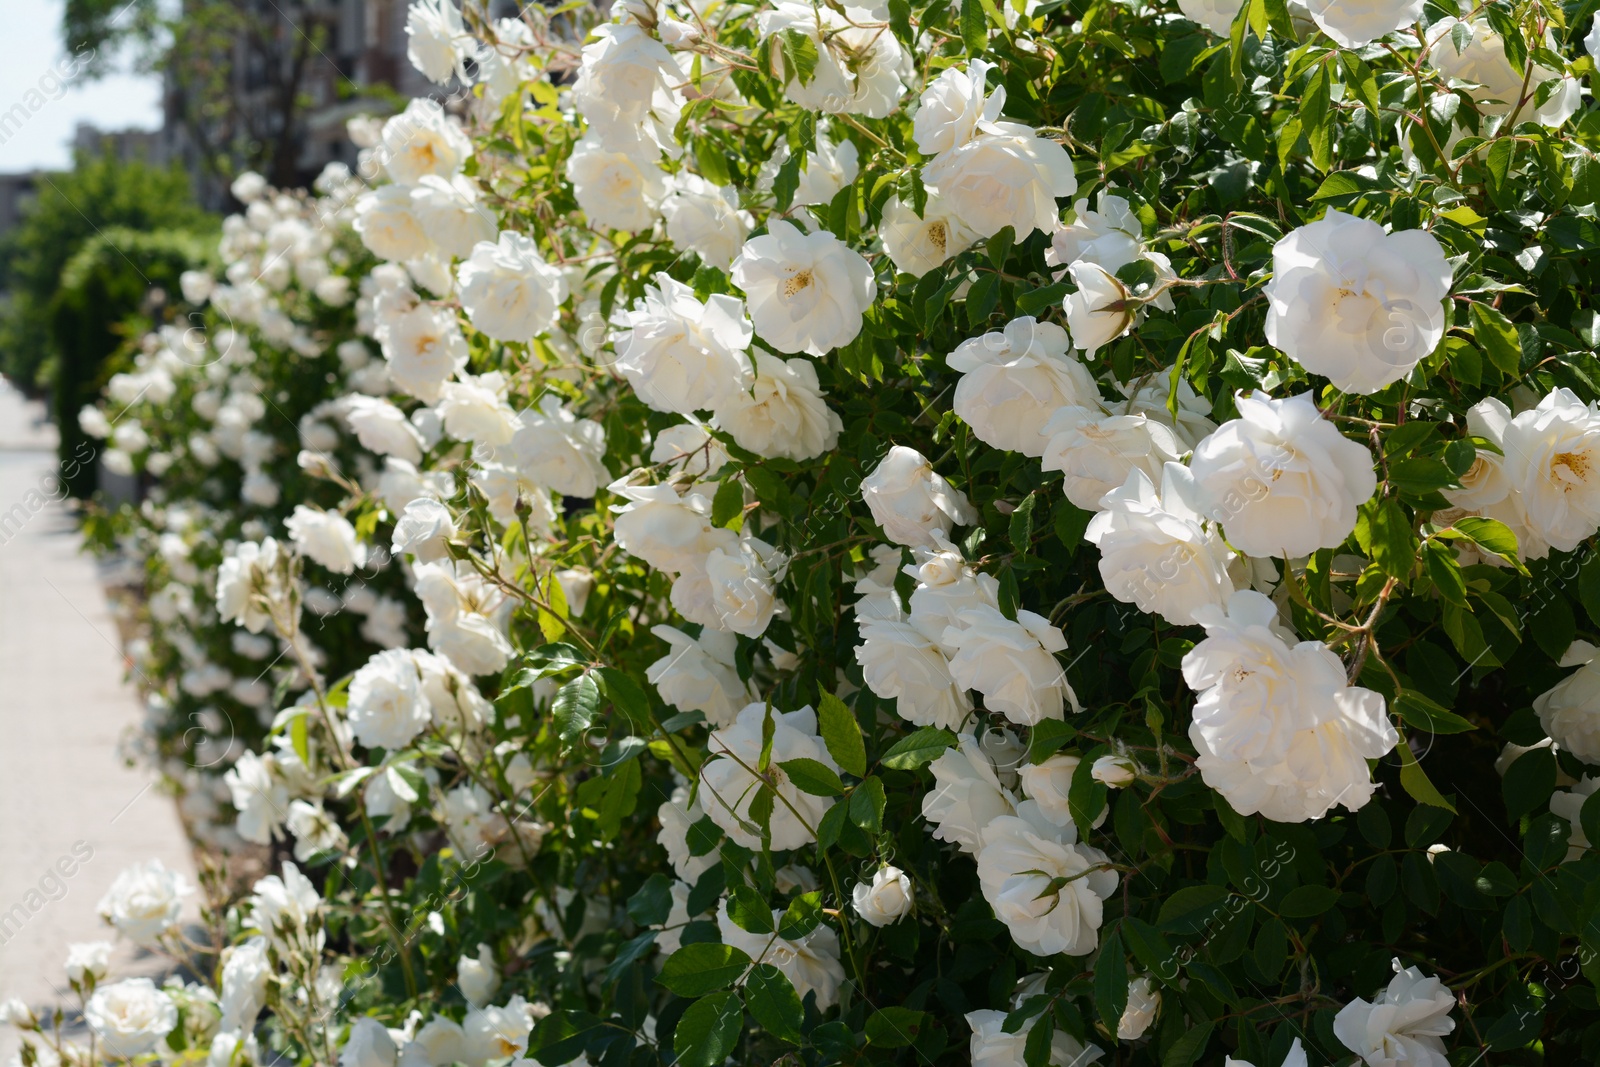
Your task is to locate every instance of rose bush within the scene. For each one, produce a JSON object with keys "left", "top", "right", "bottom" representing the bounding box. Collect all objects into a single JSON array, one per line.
[{"left": 12, "top": 1, "right": 1600, "bottom": 1067}]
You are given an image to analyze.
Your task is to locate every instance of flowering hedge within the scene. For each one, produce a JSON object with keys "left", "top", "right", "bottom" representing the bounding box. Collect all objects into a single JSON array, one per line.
[{"left": 14, "top": 2, "right": 1600, "bottom": 1067}]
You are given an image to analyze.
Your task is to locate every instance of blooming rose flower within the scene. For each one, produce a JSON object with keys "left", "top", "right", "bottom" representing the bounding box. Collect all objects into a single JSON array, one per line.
[
  {"left": 342, "top": 1017, "right": 398, "bottom": 1067},
  {"left": 1050, "top": 192, "right": 1144, "bottom": 270},
  {"left": 287, "top": 799, "right": 348, "bottom": 861},
  {"left": 286, "top": 505, "right": 365, "bottom": 575},
  {"left": 852, "top": 865, "right": 913, "bottom": 926},
  {"left": 1302, "top": 0, "right": 1424, "bottom": 48},
  {"left": 717, "top": 900, "right": 847, "bottom": 1008},
  {"left": 922, "top": 731, "right": 1019, "bottom": 853},
  {"left": 572, "top": 21, "right": 685, "bottom": 155},
  {"left": 861, "top": 445, "right": 978, "bottom": 547},
  {"left": 345, "top": 396, "right": 425, "bottom": 464},
  {"left": 922, "top": 123, "right": 1077, "bottom": 240},
  {"left": 1189, "top": 391, "right": 1377, "bottom": 558},
  {"left": 63, "top": 941, "right": 111, "bottom": 990},
  {"left": 904, "top": 536, "right": 1002, "bottom": 652},
  {"left": 406, "top": 0, "right": 472, "bottom": 84},
  {"left": 1552, "top": 776, "right": 1600, "bottom": 861},
  {"left": 610, "top": 480, "right": 716, "bottom": 574},
  {"left": 1118, "top": 976, "right": 1160, "bottom": 1040},
  {"left": 700, "top": 702, "right": 841, "bottom": 850},
  {"left": 914, "top": 59, "right": 1005, "bottom": 155},
  {"left": 379, "top": 98, "right": 471, "bottom": 184},
  {"left": 1334, "top": 960, "right": 1456, "bottom": 1067},
  {"left": 347, "top": 649, "right": 432, "bottom": 752},
  {"left": 1092, "top": 754, "right": 1138, "bottom": 788},
  {"left": 508, "top": 395, "right": 608, "bottom": 498},
  {"left": 457, "top": 232, "right": 568, "bottom": 343},
  {"left": 355, "top": 186, "right": 434, "bottom": 263},
  {"left": 414, "top": 560, "right": 514, "bottom": 676},
  {"left": 856, "top": 616, "right": 973, "bottom": 730},
  {"left": 1017, "top": 752, "right": 1085, "bottom": 828},
  {"left": 565, "top": 135, "right": 666, "bottom": 233},
  {"left": 1533, "top": 640, "right": 1600, "bottom": 766},
  {"left": 1442, "top": 397, "right": 1513, "bottom": 512},
  {"left": 84, "top": 978, "right": 178, "bottom": 1058},
  {"left": 716, "top": 352, "right": 843, "bottom": 461},
  {"left": 393, "top": 498, "right": 457, "bottom": 562},
  {"left": 218, "top": 936, "right": 270, "bottom": 1032},
  {"left": 645, "top": 624, "right": 754, "bottom": 728},
  {"left": 382, "top": 305, "right": 469, "bottom": 403},
  {"left": 1086, "top": 464, "right": 1234, "bottom": 625},
  {"left": 760, "top": 131, "right": 860, "bottom": 207},
  {"left": 1501, "top": 388, "right": 1600, "bottom": 553},
  {"left": 658, "top": 786, "right": 718, "bottom": 882},
  {"left": 1264, "top": 210, "right": 1451, "bottom": 394},
  {"left": 729, "top": 221, "right": 875, "bottom": 357},
  {"left": 977, "top": 800, "right": 1118, "bottom": 956},
  {"left": 461, "top": 997, "right": 537, "bottom": 1066},
  {"left": 661, "top": 174, "right": 754, "bottom": 272},
  {"left": 411, "top": 175, "right": 497, "bottom": 261},
  {"left": 880, "top": 193, "right": 978, "bottom": 276},
  {"left": 949, "top": 316, "right": 1102, "bottom": 456},
  {"left": 1062, "top": 261, "right": 1138, "bottom": 358},
  {"left": 697, "top": 534, "right": 784, "bottom": 637},
  {"left": 968, "top": 1008, "right": 1104, "bottom": 1067},
  {"left": 610, "top": 274, "right": 754, "bottom": 414},
  {"left": 1426, "top": 18, "right": 1580, "bottom": 127},
  {"left": 457, "top": 943, "right": 500, "bottom": 1008},
  {"left": 437, "top": 372, "right": 520, "bottom": 446},
  {"left": 758, "top": 1, "right": 911, "bottom": 118},
  {"left": 247, "top": 862, "right": 323, "bottom": 955},
  {"left": 1040, "top": 406, "right": 1187, "bottom": 512},
  {"left": 944, "top": 605, "right": 1074, "bottom": 726}
]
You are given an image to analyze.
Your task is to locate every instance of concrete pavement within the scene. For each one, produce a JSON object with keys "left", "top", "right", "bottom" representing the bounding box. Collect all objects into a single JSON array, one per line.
[{"left": 0, "top": 378, "right": 195, "bottom": 1060}]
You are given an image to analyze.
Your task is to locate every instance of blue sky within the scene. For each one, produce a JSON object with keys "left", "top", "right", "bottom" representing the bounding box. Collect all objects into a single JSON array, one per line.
[{"left": 0, "top": 0, "right": 162, "bottom": 172}]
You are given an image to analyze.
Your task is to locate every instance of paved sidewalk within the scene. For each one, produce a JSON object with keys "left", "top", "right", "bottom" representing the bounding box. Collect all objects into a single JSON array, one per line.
[{"left": 0, "top": 379, "right": 195, "bottom": 1059}]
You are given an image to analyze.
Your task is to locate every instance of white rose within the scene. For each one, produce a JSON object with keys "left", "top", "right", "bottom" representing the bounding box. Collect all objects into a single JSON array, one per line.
[
  {"left": 949, "top": 316, "right": 1102, "bottom": 456},
  {"left": 1118, "top": 976, "right": 1160, "bottom": 1040},
  {"left": 1176, "top": 0, "right": 1243, "bottom": 33},
  {"left": 697, "top": 534, "right": 784, "bottom": 638},
  {"left": 98, "top": 860, "right": 191, "bottom": 947},
  {"left": 382, "top": 305, "right": 469, "bottom": 403},
  {"left": 416, "top": 649, "right": 492, "bottom": 731},
  {"left": 247, "top": 862, "right": 324, "bottom": 953},
  {"left": 230, "top": 171, "right": 268, "bottom": 202},
  {"left": 462, "top": 997, "right": 536, "bottom": 1066},
  {"left": 1426, "top": 18, "right": 1580, "bottom": 127},
  {"left": 458, "top": 232, "right": 568, "bottom": 343},
  {"left": 1534, "top": 640, "right": 1600, "bottom": 765},
  {"left": 1117, "top": 375, "right": 1218, "bottom": 448},
  {"left": 219, "top": 937, "right": 270, "bottom": 1033},
  {"left": 658, "top": 786, "right": 718, "bottom": 883},
  {"left": 856, "top": 616, "right": 973, "bottom": 730},
  {"left": 653, "top": 879, "right": 707, "bottom": 956},
  {"left": 380, "top": 457, "right": 454, "bottom": 515},
  {"left": 1091, "top": 754, "right": 1137, "bottom": 788},
  {"left": 922, "top": 730, "right": 1018, "bottom": 854},
  {"left": 437, "top": 372, "right": 520, "bottom": 446},
  {"left": 348, "top": 649, "right": 432, "bottom": 751},
  {"left": 411, "top": 175, "right": 497, "bottom": 260},
  {"left": 345, "top": 396, "right": 425, "bottom": 463},
  {"left": 508, "top": 395, "right": 609, "bottom": 498},
  {"left": 286, "top": 505, "right": 365, "bottom": 575},
  {"left": 977, "top": 800, "right": 1118, "bottom": 956},
  {"left": 661, "top": 174, "right": 755, "bottom": 272},
  {"left": 758, "top": 1, "right": 910, "bottom": 118},
  {"left": 1040, "top": 406, "right": 1187, "bottom": 512},
  {"left": 402, "top": 1019, "right": 468, "bottom": 1067},
  {"left": 922, "top": 123, "right": 1077, "bottom": 240},
  {"left": 700, "top": 703, "right": 840, "bottom": 850},
  {"left": 393, "top": 498, "right": 457, "bottom": 562},
  {"left": 342, "top": 1017, "right": 399, "bottom": 1067},
  {"left": 717, "top": 900, "right": 846, "bottom": 1009},
  {"left": 1017, "top": 753, "right": 1087, "bottom": 828},
  {"left": 1086, "top": 464, "right": 1234, "bottom": 626},
  {"left": 904, "top": 537, "right": 1001, "bottom": 652},
  {"left": 1333, "top": 961, "right": 1455, "bottom": 1067},
  {"left": 1264, "top": 210, "right": 1451, "bottom": 394},
  {"left": 84, "top": 978, "right": 178, "bottom": 1058},
  {"left": 287, "top": 798, "right": 348, "bottom": 862},
  {"left": 646, "top": 624, "right": 754, "bottom": 728},
  {"left": 861, "top": 445, "right": 978, "bottom": 547},
  {"left": 355, "top": 186, "right": 434, "bottom": 263},
  {"left": 180, "top": 270, "right": 215, "bottom": 305},
  {"left": 572, "top": 21, "right": 685, "bottom": 155},
  {"left": 851, "top": 865, "right": 913, "bottom": 926},
  {"left": 944, "top": 605, "right": 1075, "bottom": 726},
  {"left": 1303, "top": 0, "right": 1424, "bottom": 48},
  {"left": 729, "top": 220, "right": 875, "bottom": 357},
  {"left": 760, "top": 132, "right": 860, "bottom": 208},
  {"left": 1049, "top": 193, "right": 1146, "bottom": 272},
  {"left": 650, "top": 419, "right": 729, "bottom": 479},
  {"left": 610, "top": 274, "right": 754, "bottom": 414},
  {"left": 64, "top": 940, "right": 113, "bottom": 985},
  {"left": 1502, "top": 388, "right": 1600, "bottom": 553},
  {"left": 1442, "top": 397, "right": 1513, "bottom": 512},
  {"left": 457, "top": 943, "right": 500, "bottom": 1008},
  {"left": 716, "top": 352, "right": 843, "bottom": 461},
  {"left": 914, "top": 59, "right": 1004, "bottom": 155},
  {"left": 610, "top": 480, "right": 716, "bottom": 574},
  {"left": 1063, "top": 260, "right": 1141, "bottom": 359},
  {"left": 1189, "top": 391, "right": 1377, "bottom": 558},
  {"left": 968, "top": 1009, "right": 1103, "bottom": 1067},
  {"left": 880, "top": 193, "right": 978, "bottom": 276},
  {"left": 565, "top": 135, "right": 666, "bottom": 233},
  {"left": 1552, "top": 776, "right": 1600, "bottom": 861}
]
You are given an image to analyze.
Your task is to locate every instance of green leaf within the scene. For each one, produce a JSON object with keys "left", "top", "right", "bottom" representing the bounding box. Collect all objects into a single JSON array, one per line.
[
  {"left": 1356, "top": 498, "right": 1414, "bottom": 580},
  {"left": 779, "top": 758, "right": 845, "bottom": 797},
  {"left": 817, "top": 690, "right": 867, "bottom": 777},
  {"left": 778, "top": 29, "right": 819, "bottom": 87},
  {"left": 849, "top": 774, "right": 887, "bottom": 834},
  {"left": 1502, "top": 744, "right": 1556, "bottom": 822},
  {"left": 1396, "top": 741, "right": 1456, "bottom": 812},
  {"left": 1448, "top": 516, "right": 1524, "bottom": 570},
  {"left": 673, "top": 991, "right": 742, "bottom": 1067},
  {"left": 1277, "top": 885, "right": 1340, "bottom": 918},
  {"left": 1422, "top": 542, "right": 1467, "bottom": 606},
  {"left": 1123, "top": 917, "right": 1175, "bottom": 980},
  {"left": 726, "top": 885, "right": 775, "bottom": 934},
  {"left": 1578, "top": 552, "right": 1600, "bottom": 628},
  {"left": 778, "top": 892, "right": 823, "bottom": 940},
  {"left": 966, "top": 273, "right": 1001, "bottom": 328},
  {"left": 553, "top": 672, "right": 600, "bottom": 751},
  {"left": 1162, "top": 1022, "right": 1214, "bottom": 1067},
  {"left": 987, "top": 226, "right": 1015, "bottom": 271},
  {"left": 656, "top": 944, "right": 752, "bottom": 997},
  {"left": 597, "top": 667, "right": 651, "bottom": 730},
  {"left": 1023, "top": 1010, "right": 1056, "bottom": 1067},
  {"left": 1471, "top": 302, "right": 1523, "bottom": 377},
  {"left": 627, "top": 873, "right": 674, "bottom": 926},
  {"left": 1158, "top": 884, "right": 1229, "bottom": 933},
  {"left": 772, "top": 151, "right": 802, "bottom": 213},
  {"left": 881, "top": 726, "right": 957, "bottom": 769},
  {"left": 1580, "top": 789, "right": 1600, "bottom": 859},
  {"left": 1009, "top": 491, "right": 1038, "bottom": 556},
  {"left": 712, "top": 477, "right": 744, "bottom": 529},
  {"left": 960, "top": 0, "right": 988, "bottom": 54},
  {"left": 1393, "top": 690, "right": 1476, "bottom": 735},
  {"left": 745, "top": 965, "right": 803, "bottom": 1044},
  {"left": 1310, "top": 171, "right": 1377, "bottom": 200},
  {"left": 1092, "top": 926, "right": 1128, "bottom": 1033},
  {"left": 866, "top": 1007, "right": 929, "bottom": 1048}
]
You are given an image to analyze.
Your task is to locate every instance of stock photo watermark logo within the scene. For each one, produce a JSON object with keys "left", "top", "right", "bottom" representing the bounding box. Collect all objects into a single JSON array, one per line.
[
  {"left": 0, "top": 443, "right": 95, "bottom": 549},
  {"left": 0, "top": 842, "right": 97, "bottom": 948},
  {"left": 0, "top": 48, "right": 97, "bottom": 148}
]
